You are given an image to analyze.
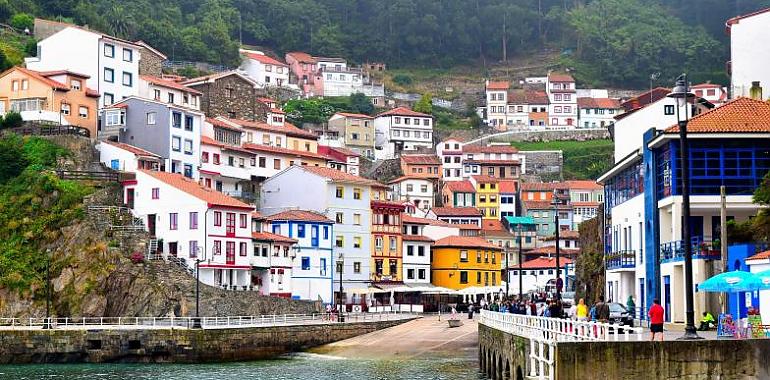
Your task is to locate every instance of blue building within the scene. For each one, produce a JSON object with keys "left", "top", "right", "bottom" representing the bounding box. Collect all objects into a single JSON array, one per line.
[
  {"left": 265, "top": 209, "right": 335, "bottom": 303},
  {"left": 600, "top": 96, "right": 770, "bottom": 323}
]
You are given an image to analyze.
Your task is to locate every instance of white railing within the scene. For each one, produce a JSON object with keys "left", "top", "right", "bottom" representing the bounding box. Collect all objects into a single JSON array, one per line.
[
  {"left": 479, "top": 310, "right": 645, "bottom": 380},
  {"left": 0, "top": 311, "right": 416, "bottom": 331}
]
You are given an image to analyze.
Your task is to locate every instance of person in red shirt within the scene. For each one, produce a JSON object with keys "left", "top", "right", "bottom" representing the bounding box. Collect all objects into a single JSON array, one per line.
[{"left": 648, "top": 298, "right": 665, "bottom": 341}]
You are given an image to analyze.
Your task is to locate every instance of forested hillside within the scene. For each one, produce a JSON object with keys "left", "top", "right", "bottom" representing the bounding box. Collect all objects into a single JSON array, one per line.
[{"left": 2, "top": 0, "right": 769, "bottom": 87}]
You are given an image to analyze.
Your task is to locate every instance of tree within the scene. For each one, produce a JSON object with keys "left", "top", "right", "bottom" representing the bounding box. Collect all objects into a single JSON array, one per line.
[
  {"left": 0, "top": 49, "right": 12, "bottom": 73},
  {"left": 348, "top": 93, "right": 374, "bottom": 115},
  {"left": 414, "top": 93, "right": 433, "bottom": 114},
  {"left": 0, "top": 111, "right": 22, "bottom": 130},
  {"left": 575, "top": 205, "right": 605, "bottom": 304},
  {"left": 9, "top": 12, "right": 33, "bottom": 31},
  {"left": 0, "top": 134, "right": 28, "bottom": 183}
]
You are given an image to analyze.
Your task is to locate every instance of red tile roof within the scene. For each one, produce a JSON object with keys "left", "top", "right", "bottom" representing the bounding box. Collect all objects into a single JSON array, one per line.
[
  {"left": 402, "top": 215, "right": 431, "bottom": 225},
  {"left": 244, "top": 52, "right": 288, "bottom": 66},
  {"left": 300, "top": 165, "right": 385, "bottom": 187},
  {"left": 487, "top": 81, "right": 510, "bottom": 90},
  {"left": 691, "top": 83, "right": 724, "bottom": 89},
  {"left": 377, "top": 107, "right": 432, "bottom": 118},
  {"left": 402, "top": 235, "right": 434, "bottom": 242},
  {"left": 542, "top": 230, "right": 580, "bottom": 240},
  {"left": 522, "top": 200, "right": 553, "bottom": 210},
  {"left": 520, "top": 182, "right": 566, "bottom": 191},
  {"left": 389, "top": 175, "right": 434, "bottom": 184},
  {"left": 462, "top": 145, "right": 519, "bottom": 154},
  {"left": 564, "top": 180, "right": 602, "bottom": 190},
  {"left": 664, "top": 97, "right": 770, "bottom": 134},
  {"left": 6, "top": 67, "right": 68, "bottom": 90},
  {"left": 270, "top": 108, "right": 285, "bottom": 114},
  {"left": 101, "top": 140, "right": 160, "bottom": 158},
  {"left": 401, "top": 154, "right": 441, "bottom": 165},
  {"left": 444, "top": 181, "right": 476, "bottom": 193},
  {"left": 747, "top": 250, "right": 770, "bottom": 261},
  {"left": 616, "top": 87, "right": 670, "bottom": 121},
  {"left": 520, "top": 257, "right": 574, "bottom": 269},
  {"left": 141, "top": 75, "right": 202, "bottom": 95},
  {"left": 287, "top": 51, "right": 316, "bottom": 63},
  {"left": 548, "top": 73, "right": 574, "bottom": 82},
  {"left": 433, "top": 236, "right": 501, "bottom": 250},
  {"left": 242, "top": 142, "right": 328, "bottom": 161},
  {"left": 432, "top": 207, "right": 482, "bottom": 217},
  {"left": 571, "top": 201, "right": 600, "bottom": 207},
  {"left": 507, "top": 89, "right": 550, "bottom": 105},
  {"left": 251, "top": 231, "right": 297, "bottom": 244},
  {"left": 482, "top": 220, "right": 505, "bottom": 232},
  {"left": 264, "top": 209, "right": 333, "bottom": 223},
  {"left": 458, "top": 223, "right": 482, "bottom": 230},
  {"left": 251, "top": 211, "right": 263, "bottom": 219},
  {"left": 465, "top": 159, "right": 520, "bottom": 166},
  {"left": 576, "top": 97, "right": 621, "bottom": 109},
  {"left": 471, "top": 175, "right": 500, "bottom": 184},
  {"left": 200, "top": 136, "right": 254, "bottom": 155},
  {"left": 139, "top": 170, "right": 252, "bottom": 209},
  {"left": 334, "top": 112, "right": 374, "bottom": 119},
  {"left": 498, "top": 180, "right": 517, "bottom": 193},
  {"left": 524, "top": 246, "right": 581, "bottom": 256},
  {"left": 37, "top": 70, "right": 90, "bottom": 79},
  {"left": 207, "top": 117, "right": 243, "bottom": 132}
]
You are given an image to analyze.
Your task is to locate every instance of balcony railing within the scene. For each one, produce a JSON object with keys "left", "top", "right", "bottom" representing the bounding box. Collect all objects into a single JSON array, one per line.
[
  {"left": 606, "top": 250, "right": 636, "bottom": 270},
  {"left": 660, "top": 236, "right": 721, "bottom": 262}
]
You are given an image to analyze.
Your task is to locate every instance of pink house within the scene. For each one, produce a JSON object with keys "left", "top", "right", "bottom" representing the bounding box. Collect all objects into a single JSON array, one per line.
[{"left": 285, "top": 52, "right": 323, "bottom": 97}]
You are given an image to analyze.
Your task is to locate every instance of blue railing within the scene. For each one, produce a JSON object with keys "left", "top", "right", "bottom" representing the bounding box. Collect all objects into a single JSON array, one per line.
[
  {"left": 606, "top": 250, "right": 636, "bottom": 270},
  {"left": 661, "top": 236, "right": 721, "bottom": 262}
]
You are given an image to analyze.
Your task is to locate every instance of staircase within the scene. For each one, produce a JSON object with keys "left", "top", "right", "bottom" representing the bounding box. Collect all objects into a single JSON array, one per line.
[{"left": 87, "top": 206, "right": 145, "bottom": 233}]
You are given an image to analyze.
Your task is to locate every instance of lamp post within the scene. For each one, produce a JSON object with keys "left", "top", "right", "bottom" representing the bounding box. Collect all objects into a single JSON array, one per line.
[
  {"left": 193, "top": 245, "right": 204, "bottom": 329},
  {"left": 337, "top": 253, "right": 344, "bottom": 322},
  {"left": 667, "top": 74, "right": 702, "bottom": 340},
  {"left": 43, "top": 249, "right": 51, "bottom": 329},
  {"left": 552, "top": 193, "right": 561, "bottom": 301}
]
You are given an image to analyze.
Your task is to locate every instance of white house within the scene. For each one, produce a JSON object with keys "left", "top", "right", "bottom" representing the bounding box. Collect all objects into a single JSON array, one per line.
[
  {"left": 576, "top": 97, "right": 621, "bottom": 129},
  {"left": 545, "top": 73, "right": 578, "bottom": 129},
  {"left": 250, "top": 214, "right": 298, "bottom": 297},
  {"left": 747, "top": 251, "right": 770, "bottom": 325},
  {"left": 125, "top": 170, "right": 254, "bottom": 289},
  {"left": 264, "top": 210, "right": 335, "bottom": 303},
  {"left": 727, "top": 8, "right": 770, "bottom": 98},
  {"left": 97, "top": 140, "right": 162, "bottom": 173},
  {"left": 436, "top": 138, "right": 464, "bottom": 180},
  {"left": 260, "top": 165, "right": 382, "bottom": 303},
  {"left": 402, "top": 217, "right": 433, "bottom": 284},
  {"left": 374, "top": 107, "right": 434, "bottom": 160},
  {"left": 507, "top": 257, "right": 574, "bottom": 294},
  {"left": 461, "top": 145, "right": 526, "bottom": 179},
  {"left": 239, "top": 49, "right": 290, "bottom": 88},
  {"left": 26, "top": 25, "right": 141, "bottom": 108},
  {"left": 691, "top": 83, "right": 728, "bottom": 106},
  {"left": 389, "top": 176, "right": 435, "bottom": 211},
  {"left": 138, "top": 75, "right": 202, "bottom": 111}
]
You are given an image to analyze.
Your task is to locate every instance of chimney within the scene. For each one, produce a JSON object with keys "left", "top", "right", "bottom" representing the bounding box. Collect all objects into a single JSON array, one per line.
[{"left": 750, "top": 81, "right": 762, "bottom": 100}]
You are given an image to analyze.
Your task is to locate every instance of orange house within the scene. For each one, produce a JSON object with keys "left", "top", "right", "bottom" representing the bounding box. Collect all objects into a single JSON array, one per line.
[
  {"left": 0, "top": 66, "right": 99, "bottom": 137},
  {"left": 400, "top": 154, "right": 442, "bottom": 180}
]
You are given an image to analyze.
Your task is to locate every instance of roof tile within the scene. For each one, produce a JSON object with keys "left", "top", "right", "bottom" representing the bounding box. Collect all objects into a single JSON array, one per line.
[
  {"left": 377, "top": 107, "right": 432, "bottom": 118},
  {"left": 434, "top": 236, "right": 501, "bottom": 250},
  {"left": 139, "top": 170, "right": 252, "bottom": 209},
  {"left": 432, "top": 207, "right": 482, "bottom": 217},
  {"left": 444, "top": 180, "right": 476, "bottom": 193},
  {"left": 664, "top": 97, "right": 770, "bottom": 134},
  {"left": 264, "top": 209, "right": 333, "bottom": 223}
]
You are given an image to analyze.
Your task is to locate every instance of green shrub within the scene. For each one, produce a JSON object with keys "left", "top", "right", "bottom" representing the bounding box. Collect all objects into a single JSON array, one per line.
[
  {"left": 392, "top": 74, "right": 413, "bottom": 86},
  {"left": 9, "top": 12, "right": 33, "bottom": 31},
  {"left": 1, "top": 111, "right": 22, "bottom": 130}
]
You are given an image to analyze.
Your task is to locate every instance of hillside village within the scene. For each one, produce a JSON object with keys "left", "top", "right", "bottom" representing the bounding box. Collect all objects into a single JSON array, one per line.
[{"left": 0, "top": 8, "right": 769, "bottom": 324}]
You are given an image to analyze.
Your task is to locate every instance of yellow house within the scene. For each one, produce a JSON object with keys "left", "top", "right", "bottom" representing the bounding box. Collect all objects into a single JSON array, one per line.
[
  {"left": 431, "top": 236, "right": 502, "bottom": 290},
  {"left": 0, "top": 66, "right": 99, "bottom": 137},
  {"left": 370, "top": 200, "right": 405, "bottom": 283},
  {"left": 472, "top": 175, "right": 500, "bottom": 220}
]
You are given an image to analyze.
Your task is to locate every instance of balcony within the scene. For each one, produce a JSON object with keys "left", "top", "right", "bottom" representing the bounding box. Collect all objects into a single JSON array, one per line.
[
  {"left": 606, "top": 250, "right": 636, "bottom": 270},
  {"left": 660, "top": 236, "right": 721, "bottom": 263}
]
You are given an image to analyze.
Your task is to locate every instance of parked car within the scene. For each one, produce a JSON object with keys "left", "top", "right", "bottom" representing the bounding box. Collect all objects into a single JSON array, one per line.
[
  {"left": 561, "top": 291, "right": 575, "bottom": 308},
  {"left": 608, "top": 303, "right": 634, "bottom": 326}
]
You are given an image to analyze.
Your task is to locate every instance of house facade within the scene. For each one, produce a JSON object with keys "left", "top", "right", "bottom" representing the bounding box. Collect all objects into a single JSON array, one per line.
[
  {"left": 461, "top": 145, "right": 525, "bottom": 180},
  {"left": 25, "top": 25, "right": 140, "bottom": 108},
  {"left": 374, "top": 107, "right": 434, "bottom": 160},
  {"left": 327, "top": 112, "right": 375, "bottom": 158},
  {"left": 98, "top": 140, "right": 162, "bottom": 174},
  {"left": 182, "top": 71, "right": 262, "bottom": 121},
  {"left": 545, "top": 73, "right": 578, "bottom": 129},
  {"left": 436, "top": 138, "right": 464, "bottom": 180},
  {"left": 370, "top": 200, "right": 405, "bottom": 284},
  {"left": 402, "top": 217, "right": 433, "bottom": 284},
  {"left": 727, "top": 7, "right": 770, "bottom": 98},
  {"left": 441, "top": 180, "right": 476, "bottom": 208},
  {"left": 138, "top": 75, "right": 202, "bottom": 111},
  {"left": 239, "top": 50, "right": 290, "bottom": 88},
  {"left": 0, "top": 67, "right": 99, "bottom": 136},
  {"left": 576, "top": 97, "right": 621, "bottom": 129},
  {"left": 431, "top": 236, "right": 502, "bottom": 290},
  {"left": 389, "top": 176, "right": 435, "bottom": 211}
]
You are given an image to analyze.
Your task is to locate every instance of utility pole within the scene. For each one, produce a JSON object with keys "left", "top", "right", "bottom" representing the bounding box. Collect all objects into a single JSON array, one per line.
[
  {"left": 518, "top": 223, "right": 523, "bottom": 301},
  {"left": 720, "top": 185, "right": 728, "bottom": 315}
]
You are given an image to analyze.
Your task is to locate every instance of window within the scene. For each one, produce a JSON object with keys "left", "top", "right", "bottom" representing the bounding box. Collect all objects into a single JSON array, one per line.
[
  {"left": 353, "top": 188, "right": 361, "bottom": 199},
  {"left": 60, "top": 102, "right": 70, "bottom": 115},
  {"left": 240, "top": 242, "right": 247, "bottom": 257},
  {"left": 104, "top": 68, "right": 115, "bottom": 83},
  {"left": 418, "top": 269, "right": 426, "bottom": 279},
  {"left": 169, "top": 213, "right": 178, "bottom": 230},
  {"left": 184, "top": 139, "right": 193, "bottom": 155},
  {"left": 103, "top": 92, "right": 115, "bottom": 105},
  {"left": 460, "top": 271, "right": 468, "bottom": 284},
  {"left": 214, "top": 211, "right": 222, "bottom": 226},
  {"left": 353, "top": 213, "right": 361, "bottom": 225},
  {"left": 407, "top": 269, "right": 414, "bottom": 279},
  {"left": 460, "top": 250, "right": 468, "bottom": 262},
  {"left": 201, "top": 152, "right": 209, "bottom": 163},
  {"left": 664, "top": 105, "right": 675, "bottom": 115},
  {"left": 335, "top": 235, "right": 344, "bottom": 248},
  {"left": 146, "top": 112, "right": 156, "bottom": 125},
  {"left": 273, "top": 159, "right": 281, "bottom": 170},
  {"left": 78, "top": 106, "right": 88, "bottom": 118},
  {"left": 239, "top": 214, "right": 247, "bottom": 228},
  {"left": 301, "top": 257, "right": 311, "bottom": 270},
  {"left": 190, "top": 212, "right": 198, "bottom": 229},
  {"left": 477, "top": 272, "right": 482, "bottom": 284},
  {"left": 354, "top": 262, "right": 361, "bottom": 273},
  {"left": 11, "top": 80, "right": 18, "bottom": 91},
  {"left": 213, "top": 240, "right": 221, "bottom": 255},
  {"left": 123, "top": 48, "right": 133, "bottom": 62},
  {"left": 172, "top": 136, "right": 181, "bottom": 152},
  {"left": 335, "top": 212, "right": 344, "bottom": 224},
  {"left": 336, "top": 186, "right": 344, "bottom": 198},
  {"left": 389, "top": 237, "right": 397, "bottom": 251},
  {"left": 151, "top": 187, "right": 159, "bottom": 199},
  {"left": 104, "top": 44, "right": 115, "bottom": 57},
  {"left": 418, "top": 246, "right": 425, "bottom": 256},
  {"left": 122, "top": 72, "right": 132, "bottom": 86},
  {"left": 354, "top": 237, "right": 361, "bottom": 248},
  {"left": 375, "top": 235, "right": 383, "bottom": 249}
]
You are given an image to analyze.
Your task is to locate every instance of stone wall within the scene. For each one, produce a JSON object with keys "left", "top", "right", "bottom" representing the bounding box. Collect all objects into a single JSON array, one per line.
[
  {"left": 478, "top": 324, "right": 531, "bottom": 380},
  {"left": 189, "top": 75, "right": 262, "bottom": 121},
  {"left": 137, "top": 47, "right": 164, "bottom": 77},
  {"left": 519, "top": 150, "right": 563, "bottom": 182},
  {"left": 0, "top": 318, "right": 412, "bottom": 364},
  {"left": 470, "top": 128, "right": 610, "bottom": 145}
]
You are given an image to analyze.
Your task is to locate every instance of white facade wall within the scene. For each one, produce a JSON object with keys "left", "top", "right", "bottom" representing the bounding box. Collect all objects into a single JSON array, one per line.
[
  {"left": 422, "top": 224, "right": 461, "bottom": 241},
  {"left": 402, "top": 239, "right": 431, "bottom": 284},
  {"left": 271, "top": 220, "right": 334, "bottom": 303},
  {"left": 730, "top": 12, "right": 770, "bottom": 98},
  {"left": 391, "top": 178, "right": 434, "bottom": 211},
  {"left": 748, "top": 260, "right": 770, "bottom": 325},
  {"left": 167, "top": 108, "right": 202, "bottom": 180},
  {"left": 508, "top": 266, "right": 574, "bottom": 293},
  {"left": 436, "top": 139, "right": 464, "bottom": 180},
  {"left": 138, "top": 80, "right": 201, "bottom": 111},
  {"left": 240, "top": 57, "right": 289, "bottom": 88},
  {"left": 606, "top": 193, "right": 646, "bottom": 307},
  {"left": 612, "top": 98, "right": 690, "bottom": 162},
  {"left": 546, "top": 80, "right": 578, "bottom": 129},
  {"left": 374, "top": 114, "right": 434, "bottom": 160},
  {"left": 97, "top": 142, "right": 141, "bottom": 172},
  {"left": 578, "top": 107, "right": 618, "bottom": 129}
]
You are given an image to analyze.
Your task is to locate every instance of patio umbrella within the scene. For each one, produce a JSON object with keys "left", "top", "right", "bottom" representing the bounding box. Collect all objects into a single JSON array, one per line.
[
  {"left": 698, "top": 270, "right": 768, "bottom": 323},
  {"left": 751, "top": 269, "right": 770, "bottom": 289}
]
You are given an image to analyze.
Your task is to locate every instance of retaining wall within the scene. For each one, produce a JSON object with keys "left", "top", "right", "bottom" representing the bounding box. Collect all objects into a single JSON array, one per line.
[{"left": 0, "top": 318, "right": 412, "bottom": 364}]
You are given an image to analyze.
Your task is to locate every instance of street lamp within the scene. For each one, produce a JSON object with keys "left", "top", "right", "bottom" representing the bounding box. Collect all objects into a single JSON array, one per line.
[
  {"left": 337, "top": 252, "right": 344, "bottom": 322},
  {"left": 193, "top": 245, "right": 205, "bottom": 329},
  {"left": 667, "top": 74, "right": 702, "bottom": 340}
]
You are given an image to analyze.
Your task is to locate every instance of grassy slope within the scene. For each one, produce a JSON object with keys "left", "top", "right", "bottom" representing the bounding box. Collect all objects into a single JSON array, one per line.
[
  {"left": 0, "top": 28, "right": 35, "bottom": 65},
  {"left": 511, "top": 139, "right": 614, "bottom": 181}
]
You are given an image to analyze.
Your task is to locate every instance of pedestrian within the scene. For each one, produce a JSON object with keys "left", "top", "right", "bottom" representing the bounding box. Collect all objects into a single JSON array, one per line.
[
  {"left": 549, "top": 300, "right": 562, "bottom": 319},
  {"left": 595, "top": 296, "right": 610, "bottom": 322},
  {"left": 468, "top": 303, "right": 475, "bottom": 319},
  {"left": 576, "top": 298, "right": 588, "bottom": 321},
  {"left": 589, "top": 304, "right": 597, "bottom": 321},
  {"left": 648, "top": 298, "right": 665, "bottom": 341},
  {"left": 627, "top": 295, "right": 636, "bottom": 319},
  {"left": 491, "top": 302, "right": 499, "bottom": 312}
]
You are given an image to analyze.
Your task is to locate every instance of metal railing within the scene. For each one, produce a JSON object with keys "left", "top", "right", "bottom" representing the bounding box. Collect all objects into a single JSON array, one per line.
[
  {"left": 57, "top": 170, "right": 120, "bottom": 182},
  {"left": 661, "top": 236, "right": 721, "bottom": 261},
  {"left": 0, "top": 311, "right": 416, "bottom": 331},
  {"left": 605, "top": 250, "right": 636, "bottom": 270},
  {"left": 479, "top": 310, "right": 644, "bottom": 380},
  {"left": 0, "top": 124, "right": 91, "bottom": 138}
]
